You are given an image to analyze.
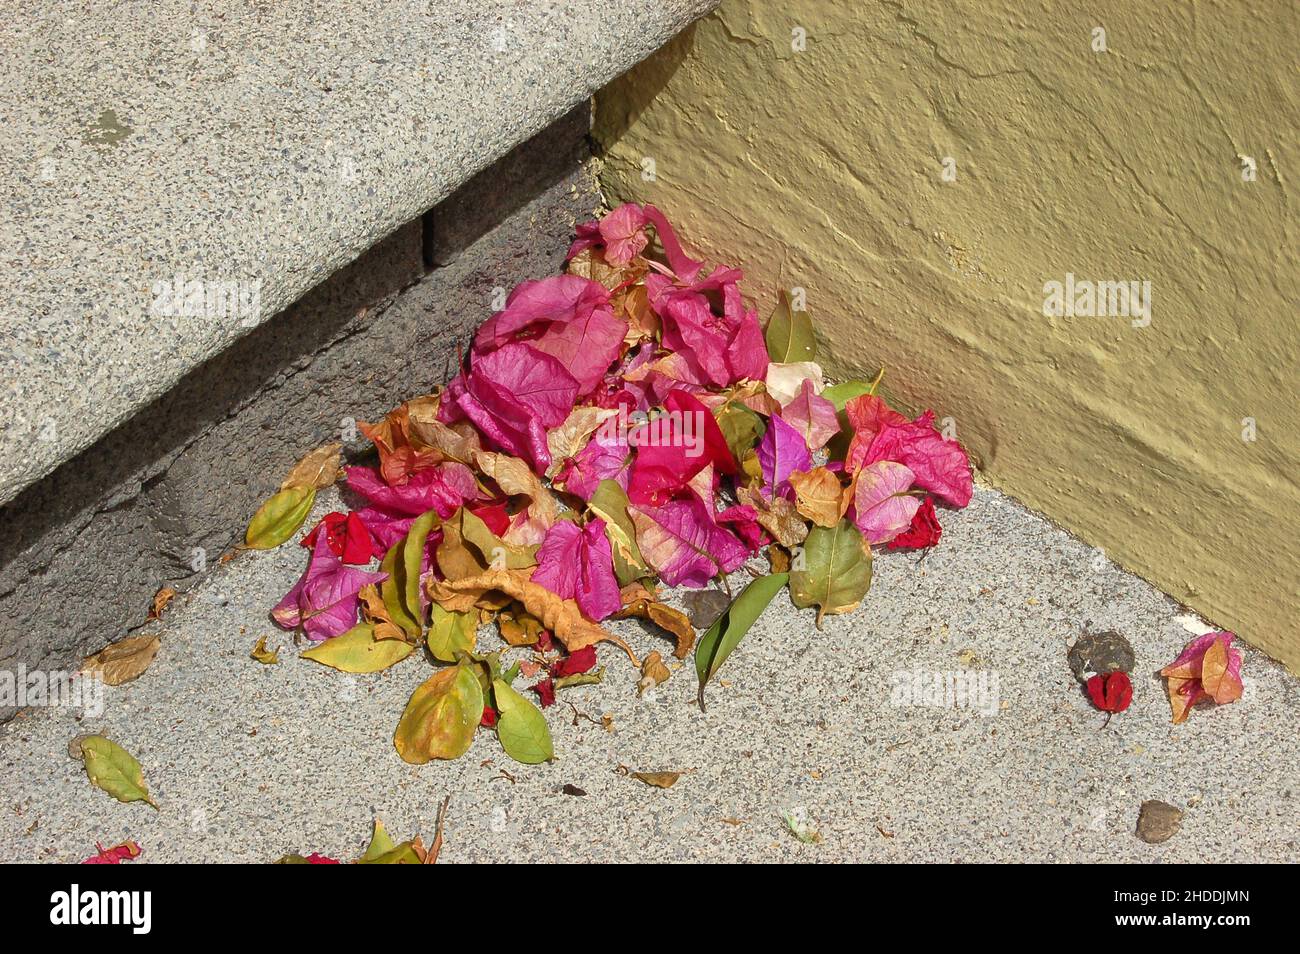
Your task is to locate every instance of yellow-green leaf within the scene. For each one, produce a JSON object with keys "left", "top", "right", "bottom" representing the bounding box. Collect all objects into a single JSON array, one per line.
[
  {"left": 393, "top": 664, "right": 484, "bottom": 764},
  {"left": 403, "top": 510, "right": 441, "bottom": 630},
  {"left": 493, "top": 678, "right": 553, "bottom": 765},
  {"left": 361, "top": 819, "right": 397, "bottom": 861},
  {"left": 301, "top": 623, "right": 414, "bottom": 673},
  {"left": 764, "top": 288, "right": 816, "bottom": 364},
  {"left": 789, "top": 519, "right": 872, "bottom": 627},
  {"left": 426, "top": 604, "right": 477, "bottom": 663},
  {"left": 244, "top": 486, "right": 315, "bottom": 549},
  {"left": 589, "top": 480, "right": 651, "bottom": 586},
  {"left": 81, "top": 735, "right": 157, "bottom": 809},
  {"left": 380, "top": 542, "right": 419, "bottom": 639}
]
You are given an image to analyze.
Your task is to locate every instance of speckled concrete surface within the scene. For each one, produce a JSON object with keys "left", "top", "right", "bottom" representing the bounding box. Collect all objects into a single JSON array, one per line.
[
  {"left": 2, "top": 485, "right": 1295, "bottom": 863},
  {"left": 0, "top": 0, "right": 717, "bottom": 506}
]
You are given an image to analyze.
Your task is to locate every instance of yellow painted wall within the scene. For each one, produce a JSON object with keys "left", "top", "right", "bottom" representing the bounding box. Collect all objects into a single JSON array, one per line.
[{"left": 596, "top": 0, "right": 1300, "bottom": 668}]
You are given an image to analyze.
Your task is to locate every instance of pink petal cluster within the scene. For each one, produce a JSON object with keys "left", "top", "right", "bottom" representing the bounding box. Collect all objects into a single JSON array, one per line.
[{"left": 273, "top": 535, "right": 388, "bottom": 641}]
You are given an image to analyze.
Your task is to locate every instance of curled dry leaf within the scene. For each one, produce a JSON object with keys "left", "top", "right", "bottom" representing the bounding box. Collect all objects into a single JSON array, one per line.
[
  {"left": 82, "top": 634, "right": 160, "bottom": 687},
  {"left": 427, "top": 569, "right": 635, "bottom": 661},
  {"left": 615, "top": 598, "right": 696, "bottom": 659},
  {"left": 545, "top": 407, "right": 619, "bottom": 478},
  {"left": 249, "top": 636, "right": 280, "bottom": 665},
  {"left": 473, "top": 451, "right": 558, "bottom": 547},
  {"left": 638, "top": 650, "right": 672, "bottom": 696},
  {"left": 619, "top": 765, "right": 681, "bottom": 789},
  {"left": 737, "top": 485, "right": 808, "bottom": 548},
  {"left": 788, "top": 467, "right": 850, "bottom": 528},
  {"left": 148, "top": 586, "right": 176, "bottom": 621},
  {"left": 281, "top": 441, "right": 343, "bottom": 491},
  {"left": 358, "top": 584, "right": 407, "bottom": 642}
]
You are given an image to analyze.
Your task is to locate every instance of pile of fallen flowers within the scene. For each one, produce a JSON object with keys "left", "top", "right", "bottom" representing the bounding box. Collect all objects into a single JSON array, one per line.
[{"left": 242, "top": 203, "right": 1242, "bottom": 768}]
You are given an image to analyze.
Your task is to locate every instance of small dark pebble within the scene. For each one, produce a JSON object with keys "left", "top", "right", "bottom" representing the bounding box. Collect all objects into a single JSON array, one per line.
[
  {"left": 562, "top": 784, "right": 587, "bottom": 797},
  {"left": 1136, "top": 800, "right": 1184, "bottom": 844},
  {"left": 1068, "top": 630, "right": 1135, "bottom": 682}
]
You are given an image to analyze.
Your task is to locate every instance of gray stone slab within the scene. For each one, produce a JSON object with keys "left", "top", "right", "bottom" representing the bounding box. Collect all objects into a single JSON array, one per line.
[
  {"left": 0, "top": 0, "right": 717, "bottom": 505},
  {"left": 0, "top": 106, "right": 599, "bottom": 716},
  {"left": 2, "top": 485, "right": 1295, "bottom": 863}
]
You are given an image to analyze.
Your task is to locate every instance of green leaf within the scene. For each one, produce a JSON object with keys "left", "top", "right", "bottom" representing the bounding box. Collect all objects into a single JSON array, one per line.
[
  {"left": 80, "top": 735, "right": 157, "bottom": 808},
  {"left": 301, "top": 623, "right": 414, "bottom": 673},
  {"left": 764, "top": 289, "right": 816, "bottom": 364},
  {"left": 821, "top": 380, "right": 876, "bottom": 412},
  {"left": 426, "top": 604, "right": 477, "bottom": 663},
  {"left": 244, "top": 486, "right": 315, "bottom": 549},
  {"left": 789, "top": 519, "right": 872, "bottom": 627},
  {"left": 361, "top": 819, "right": 397, "bottom": 861},
  {"left": 714, "top": 402, "right": 766, "bottom": 464},
  {"left": 393, "top": 663, "right": 484, "bottom": 764},
  {"left": 380, "top": 542, "right": 419, "bottom": 639},
  {"left": 588, "top": 479, "right": 651, "bottom": 586},
  {"left": 695, "top": 573, "right": 789, "bottom": 710},
  {"left": 492, "top": 678, "right": 554, "bottom": 764},
  {"left": 356, "top": 841, "right": 424, "bottom": 864},
  {"left": 403, "top": 510, "right": 441, "bottom": 629}
]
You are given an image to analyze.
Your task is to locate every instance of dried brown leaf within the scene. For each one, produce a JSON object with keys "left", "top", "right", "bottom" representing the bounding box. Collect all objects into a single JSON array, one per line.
[
  {"left": 427, "top": 569, "right": 635, "bottom": 661},
  {"left": 281, "top": 441, "right": 343, "bottom": 491},
  {"left": 788, "top": 467, "right": 850, "bottom": 528},
  {"left": 82, "top": 635, "right": 160, "bottom": 686},
  {"left": 615, "top": 599, "right": 696, "bottom": 659}
]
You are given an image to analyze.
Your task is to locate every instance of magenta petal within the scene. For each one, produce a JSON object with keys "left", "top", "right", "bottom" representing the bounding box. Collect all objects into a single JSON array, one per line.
[
  {"left": 864, "top": 411, "right": 973, "bottom": 507},
  {"left": 643, "top": 204, "right": 703, "bottom": 281},
  {"left": 782, "top": 379, "right": 840, "bottom": 452},
  {"left": 757, "top": 414, "right": 813, "bottom": 499},
  {"left": 274, "top": 536, "right": 387, "bottom": 640},
  {"left": 852, "top": 461, "right": 921, "bottom": 545},
  {"left": 345, "top": 463, "right": 479, "bottom": 519},
  {"left": 577, "top": 519, "right": 622, "bottom": 621},
  {"left": 631, "top": 496, "right": 749, "bottom": 588},
  {"left": 531, "top": 519, "right": 621, "bottom": 621},
  {"left": 532, "top": 521, "right": 583, "bottom": 600},
  {"left": 474, "top": 276, "right": 623, "bottom": 396},
  {"left": 555, "top": 426, "right": 632, "bottom": 501}
]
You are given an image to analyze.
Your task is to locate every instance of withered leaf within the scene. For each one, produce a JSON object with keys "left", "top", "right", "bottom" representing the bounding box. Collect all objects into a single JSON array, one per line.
[
  {"left": 82, "top": 634, "right": 160, "bottom": 687},
  {"left": 638, "top": 650, "right": 671, "bottom": 696},
  {"left": 682, "top": 589, "right": 731, "bottom": 629},
  {"left": 148, "top": 586, "right": 176, "bottom": 621},
  {"left": 427, "top": 569, "right": 634, "bottom": 659},
  {"left": 281, "top": 441, "right": 343, "bottom": 491},
  {"left": 622, "top": 767, "right": 680, "bottom": 789},
  {"left": 615, "top": 598, "right": 695, "bottom": 659},
  {"left": 546, "top": 407, "right": 619, "bottom": 479},
  {"left": 358, "top": 584, "right": 407, "bottom": 642},
  {"left": 788, "top": 467, "right": 849, "bottom": 528},
  {"left": 789, "top": 519, "right": 872, "bottom": 627},
  {"left": 737, "top": 485, "right": 809, "bottom": 548},
  {"left": 249, "top": 636, "right": 280, "bottom": 665}
]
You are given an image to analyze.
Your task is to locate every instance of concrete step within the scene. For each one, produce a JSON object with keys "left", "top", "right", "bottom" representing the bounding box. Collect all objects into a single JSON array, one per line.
[
  {"left": 2, "top": 485, "right": 1294, "bottom": 862},
  {"left": 0, "top": 1, "right": 715, "bottom": 700},
  {"left": 0, "top": 0, "right": 716, "bottom": 506}
]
